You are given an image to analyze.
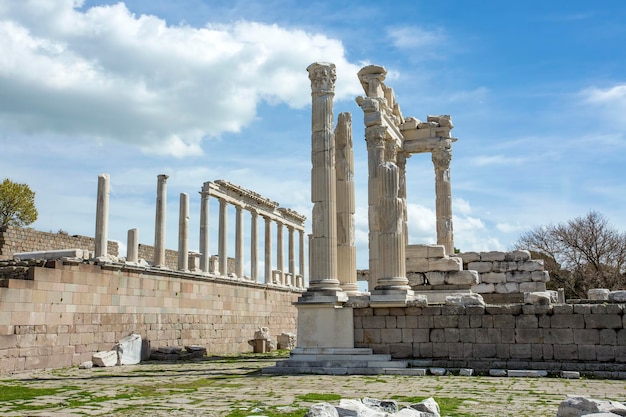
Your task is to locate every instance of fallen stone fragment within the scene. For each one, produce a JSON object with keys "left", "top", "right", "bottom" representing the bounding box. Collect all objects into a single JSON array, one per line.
[
  {"left": 608, "top": 290, "right": 626, "bottom": 303},
  {"left": 556, "top": 396, "right": 626, "bottom": 417},
  {"left": 560, "top": 371, "right": 580, "bottom": 379},
  {"left": 459, "top": 368, "right": 473, "bottom": 376},
  {"left": 408, "top": 397, "right": 440, "bottom": 417},
  {"left": 445, "top": 293, "right": 485, "bottom": 307},
  {"left": 305, "top": 403, "right": 339, "bottom": 417},
  {"left": 507, "top": 370, "right": 547, "bottom": 377},
  {"left": 92, "top": 350, "right": 118, "bottom": 367},
  {"left": 117, "top": 333, "right": 142, "bottom": 365},
  {"left": 489, "top": 369, "right": 507, "bottom": 377},
  {"left": 78, "top": 361, "right": 93, "bottom": 369},
  {"left": 523, "top": 291, "right": 551, "bottom": 305},
  {"left": 587, "top": 288, "right": 610, "bottom": 300},
  {"left": 429, "top": 368, "right": 446, "bottom": 376},
  {"left": 362, "top": 397, "right": 398, "bottom": 413}
]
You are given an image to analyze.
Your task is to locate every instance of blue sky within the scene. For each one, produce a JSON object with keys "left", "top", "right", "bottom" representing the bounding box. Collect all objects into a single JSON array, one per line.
[{"left": 1, "top": 0, "right": 625, "bottom": 277}]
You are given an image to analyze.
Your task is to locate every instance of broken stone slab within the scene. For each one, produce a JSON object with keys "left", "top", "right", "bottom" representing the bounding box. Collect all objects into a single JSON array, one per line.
[
  {"left": 560, "top": 371, "right": 580, "bottom": 379},
  {"left": 608, "top": 290, "right": 626, "bottom": 303},
  {"left": 523, "top": 291, "right": 551, "bottom": 305},
  {"left": 429, "top": 367, "right": 446, "bottom": 376},
  {"left": 361, "top": 398, "right": 398, "bottom": 413},
  {"left": 588, "top": 288, "right": 610, "bottom": 300},
  {"left": 305, "top": 402, "right": 339, "bottom": 417},
  {"left": 445, "top": 293, "right": 485, "bottom": 307},
  {"left": 459, "top": 368, "right": 473, "bottom": 376},
  {"left": 92, "top": 350, "right": 118, "bottom": 367},
  {"left": 14, "top": 249, "right": 87, "bottom": 261},
  {"left": 557, "top": 397, "right": 626, "bottom": 417},
  {"left": 254, "top": 327, "right": 271, "bottom": 340},
  {"left": 116, "top": 333, "right": 142, "bottom": 365},
  {"left": 445, "top": 270, "right": 479, "bottom": 285},
  {"left": 407, "top": 397, "right": 440, "bottom": 417},
  {"left": 78, "top": 361, "right": 93, "bottom": 369},
  {"left": 277, "top": 332, "right": 296, "bottom": 350},
  {"left": 489, "top": 369, "right": 507, "bottom": 377},
  {"left": 507, "top": 370, "right": 548, "bottom": 377}
]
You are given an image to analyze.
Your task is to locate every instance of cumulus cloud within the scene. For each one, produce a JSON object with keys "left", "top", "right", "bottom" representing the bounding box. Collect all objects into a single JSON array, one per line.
[
  {"left": 387, "top": 26, "right": 445, "bottom": 50},
  {"left": 0, "top": 0, "right": 362, "bottom": 157}
]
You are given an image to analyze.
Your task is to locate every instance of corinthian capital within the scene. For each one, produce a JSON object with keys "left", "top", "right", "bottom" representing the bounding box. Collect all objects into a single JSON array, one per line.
[
  {"left": 307, "top": 62, "right": 336, "bottom": 94},
  {"left": 432, "top": 141, "right": 452, "bottom": 169}
]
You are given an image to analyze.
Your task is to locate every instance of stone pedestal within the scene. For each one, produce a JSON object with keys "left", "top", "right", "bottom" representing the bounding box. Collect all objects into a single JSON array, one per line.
[{"left": 296, "top": 304, "right": 353, "bottom": 349}]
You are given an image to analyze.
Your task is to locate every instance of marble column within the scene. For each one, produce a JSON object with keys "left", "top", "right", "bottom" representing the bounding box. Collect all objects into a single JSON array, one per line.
[
  {"left": 154, "top": 174, "right": 168, "bottom": 267},
  {"left": 250, "top": 210, "right": 259, "bottom": 282},
  {"left": 335, "top": 112, "right": 358, "bottom": 294},
  {"left": 376, "top": 162, "right": 409, "bottom": 290},
  {"left": 199, "top": 183, "right": 210, "bottom": 273},
  {"left": 178, "top": 193, "right": 189, "bottom": 271},
  {"left": 264, "top": 215, "right": 272, "bottom": 283},
  {"left": 397, "top": 153, "right": 409, "bottom": 247},
  {"left": 276, "top": 221, "right": 284, "bottom": 284},
  {"left": 306, "top": 62, "right": 341, "bottom": 293},
  {"left": 94, "top": 173, "right": 110, "bottom": 258},
  {"left": 218, "top": 198, "right": 228, "bottom": 276},
  {"left": 432, "top": 142, "right": 455, "bottom": 256},
  {"left": 299, "top": 230, "right": 305, "bottom": 287},
  {"left": 364, "top": 125, "right": 387, "bottom": 289},
  {"left": 127, "top": 228, "right": 138, "bottom": 263},
  {"left": 235, "top": 204, "right": 244, "bottom": 278},
  {"left": 288, "top": 226, "right": 295, "bottom": 286}
]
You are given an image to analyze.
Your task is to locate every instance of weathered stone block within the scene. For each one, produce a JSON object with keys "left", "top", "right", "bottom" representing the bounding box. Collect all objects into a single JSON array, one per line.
[
  {"left": 433, "top": 315, "right": 459, "bottom": 328},
  {"left": 506, "top": 271, "right": 532, "bottom": 283},
  {"left": 516, "top": 315, "right": 538, "bottom": 329},
  {"left": 459, "top": 329, "right": 476, "bottom": 343},
  {"left": 362, "top": 316, "right": 386, "bottom": 329},
  {"left": 407, "top": 272, "right": 425, "bottom": 286},
  {"left": 380, "top": 328, "right": 402, "bottom": 343},
  {"left": 510, "top": 344, "right": 531, "bottom": 359},
  {"left": 552, "top": 314, "right": 584, "bottom": 329},
  {"left": 424, "top": 271, "right": 446, "bottom": 285},
  {"left": 543, "top": 329, "right": 573, "bottom": 344},
  {"left": 585, "top": 314, "right": 622, "bottom": 329},
  {"left": 413, "top": 328, "right": 430, "bottom": 343},
  {"left": 493, "top": 315, "right": 516, "bottom": 329},
  {"left": 406, "top": 257, "right": 429, "bottom": 273},
  {"left": 599, "top": 329, "right": 617, "bottom": 345},
  {"left": 459, "top": 252, "right": 480, "bottom": 263},
  {"left": 505, "top": 250, "right": 531, "bottom": 262},
  {"left": 481, "top": 251, "right": 506, "bottom": 262},
  {"left": 481, "top": 272, "right": 507, "bottom": 284},
  {"left": 471, "top": 283, "right": 494, "bottom": 293},
  {"left": 553, "top": 344, "right": 578, "bottom": 360},
  {"left": 429, "top": 257, "right": 462, "bottom": 272},
  {"left": 446, "top": 270, "right": 478, "bottom": 285},
  {"left": 517, "top": 260, "right": 544, "bottom": 272},
  {"left": 578, "top": 344, "right": 596, "bottom": 361},
  {"left": 495, "top": 283, "right": 519, "bottom": 293},
  {"left": 363, "top": 329, "right": 381, "bottom": 344},
  {"left": 467, "top": 262, "right": 492, "bottom": 273},
  {"left": 430, "top": 328, "right": 445, "bottom": 343},
  {"left": 531, "top": 271, "right": 550, "bottom": 282},
  {"left": 445, "top": 328, "right": 460, "bottom": 343},
  {"left": 597, "top": 345, "right": 615, "bottom": 361},
  {"left": 515, "top": 328, "right": 543, "bottom": 344},
  {"left": 389, "top": 343, "right": 412, "bottom": 359}
]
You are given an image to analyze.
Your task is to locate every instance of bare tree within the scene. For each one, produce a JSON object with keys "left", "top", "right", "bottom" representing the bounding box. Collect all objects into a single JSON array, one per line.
[{"left": 515, "top": 211, "right": 626, "bottom": 299}]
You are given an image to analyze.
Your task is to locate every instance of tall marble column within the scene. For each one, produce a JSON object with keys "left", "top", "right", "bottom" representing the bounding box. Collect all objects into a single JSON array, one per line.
[
  {"left": 94, "top": 173, "right": 110, "bottom": 259},
  {"left": 154, "top": 174, "right": 168, "bottom": 267},
  {"left": 235, "top": 204, "right": 244, "bottom": 278},
  {"left": 276, "top": 221, "right": 284, "bottom": 284},
  {"left": 376, "top": 162, "right": 409, "bottom": 290},
  {"left": 264, "top": 215, "right": 272, "bottom": 283},
  {"left": 288, "top": 226, "right": 295, "bottom": 286},
  {"left": 250, "top": 210, "right": 259, "bottom": 282},
  {"left": 199, "top": 183, "right": 210, "bottom": 273},
  {"left": 364, "top": 125, "right": 387, "bottom": 289},
  {"left": 178, "top": 193, "right": 189, "bottom": 271},
  {"left": 397, "top": 153, "right": 409, "bottom": 247},
  {"left": 335, "top": 112, "right": 358, "bottom": 294},
  {"left": 218, "top": 197, "right": 228, "bottom": 276},
  {"left": 433, "top": 142, "right": 454, "bottom": 256},
  {"left": 305, "top": 62, "right": 342, "bottom": 294}
]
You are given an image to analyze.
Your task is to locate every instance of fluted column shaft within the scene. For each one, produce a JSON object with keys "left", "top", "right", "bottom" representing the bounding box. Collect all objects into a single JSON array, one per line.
[
  {"left": 154, "top": 174, "right": 168, "bottom": 267},
  {"left": 299, "top": 230, "right": 305, "bottom": 287},
  {"left": 397, "top": 153, "right": 409, "bottom": 247},
  {"left": 178, "top": 193, "right": 189, "bottom": 271},
  {"left": 94, "top": 173, "right": 110, "bottom": 258},
  {"left": 199, "top": 184, "right": 210, "bottom": 272},
  {"left": 307, "top": 62, "right": 341, "bottom": 292},
  {"left": 276, "top": 222, "right": 284, "bottom": 284},
  {"left": 218, "top": 198, "right": 228, "bottom": 276},
  {"left": 250, "top": 210, "right": 259, "bottom": 282},
  {"left": 335, "top": 112, "right": 358, "bottom": 294},
  {"left": 264, "top": 216, "right": 272, "bottom": 283},
  {"left": 433, "top": 143, "right": 454, "bottom": 256},
  {"left": 288, "top": 226, "right": 295, "bottom": 286},
  {"left": 235, "top": 205, "right": 244, "bottom": 278},
  {"left": 365, "top": 126, "right": 386, "bottom": 288}
]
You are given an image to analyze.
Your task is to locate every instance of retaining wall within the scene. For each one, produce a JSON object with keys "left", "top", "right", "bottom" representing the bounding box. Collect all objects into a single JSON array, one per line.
[
  {"left": 0, "top": 261, "right": 301, "bottom": 373},
  {"left": 354, "top": 304, "right": 626, "bottom": 377}
]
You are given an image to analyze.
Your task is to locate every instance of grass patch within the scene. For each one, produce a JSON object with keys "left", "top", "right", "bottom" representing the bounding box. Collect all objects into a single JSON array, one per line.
[
  {"left": 0, "top": 384, "right": 77, "bottom": 402},
  {"left": 390, "top": 395, "right": 473, "bottom": 416},
  {"left": 296, "top": 393, "right": 342, "bottom": 402},
  {"left": 225, "top": 405, "right": 307, "bottom": 417}
]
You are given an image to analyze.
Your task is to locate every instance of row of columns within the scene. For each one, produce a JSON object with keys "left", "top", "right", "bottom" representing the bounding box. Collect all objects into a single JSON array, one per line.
[{"left": 93, "top": 173, "right": 306, "bottom": 287}]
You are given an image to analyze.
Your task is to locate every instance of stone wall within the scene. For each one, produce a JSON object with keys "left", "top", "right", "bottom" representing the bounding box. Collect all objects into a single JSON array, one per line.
[
  {"left": 0, "top": 226, "right": 118, "bottom": 261},
  {"left": 0, "top": 261, "right": 301, "bottom": 373},
  {"left": 459, "top": 250, "right": 549, "bottom": 301},
  {"left": 354, "top": 304, "right": 626, "bottom": 377}
]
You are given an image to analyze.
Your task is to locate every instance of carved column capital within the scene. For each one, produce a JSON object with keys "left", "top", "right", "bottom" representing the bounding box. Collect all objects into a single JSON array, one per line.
[
  {"left": 307, "top": 62, "right": 336, "bottom": 95},
  {"left": 365, "top": 125, "right": 387, "bottom": 145},
  {"left": 432, "top": 141, "right": 452, "bottom": 170}
]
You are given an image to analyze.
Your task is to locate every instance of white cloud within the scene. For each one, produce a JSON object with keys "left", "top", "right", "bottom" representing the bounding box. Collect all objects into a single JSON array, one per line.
[
  {"left": 469, "top": 154, "right": 528, "bottom": 167},
  {"left": 387, "top": 26, "right": 445, "bottom": 50},
  {"left": 0, "top": 0, "right": 362, "bottom": 157},
  {"left": 580, "top": 84, "right": 626, "bottom": 130}
]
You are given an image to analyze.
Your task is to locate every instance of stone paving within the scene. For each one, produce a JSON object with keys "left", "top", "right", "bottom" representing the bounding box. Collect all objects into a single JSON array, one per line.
[{"left": 0, "top": 355, "right": 624, "bottom": 416}]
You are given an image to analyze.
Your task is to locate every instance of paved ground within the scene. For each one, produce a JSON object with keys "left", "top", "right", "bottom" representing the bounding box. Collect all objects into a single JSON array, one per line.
[{"left": 0, "top": 355, "right": 625, "bottom": 416}]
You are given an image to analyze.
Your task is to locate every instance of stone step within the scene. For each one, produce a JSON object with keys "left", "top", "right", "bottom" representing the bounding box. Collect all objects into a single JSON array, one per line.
[
  {"left": 383, "top": 368, "right": 427, "bottom": 376},
  {"left": 288, "top": 353, "right": 392, "bottom": 362}
]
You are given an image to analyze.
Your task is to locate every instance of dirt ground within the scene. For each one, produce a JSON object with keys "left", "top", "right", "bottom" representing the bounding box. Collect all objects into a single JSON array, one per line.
[{"left": 0, "top": 355, "right": 624, "bottom": 417}]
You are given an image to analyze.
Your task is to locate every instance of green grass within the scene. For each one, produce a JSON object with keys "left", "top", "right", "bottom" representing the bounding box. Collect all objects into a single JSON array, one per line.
[
  {"left": 296, "top": 393, "right": 342, "bottom": 402},
  {"left": 0, "top": 384, "right": 77, "bottom": 402},
  {"left": 390, "top": 395, "right": 474, "bottom": 416}
]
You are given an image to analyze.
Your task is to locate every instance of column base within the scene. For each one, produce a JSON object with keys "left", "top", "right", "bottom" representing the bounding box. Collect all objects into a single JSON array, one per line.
[
  {"left": 297, "top": 289, "right": 348, "bottom": 305},
  {"left": 369, "top": 289, "right": 427, "bottom": 307}
]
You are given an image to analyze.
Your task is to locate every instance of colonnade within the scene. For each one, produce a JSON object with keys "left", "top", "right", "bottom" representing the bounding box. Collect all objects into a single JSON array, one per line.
[{"left": 94, "top": 175, "right": 306, "bottom": 288}]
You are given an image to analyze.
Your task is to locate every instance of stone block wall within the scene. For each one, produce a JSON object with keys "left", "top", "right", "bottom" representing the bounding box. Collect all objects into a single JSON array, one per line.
[
  {"left": 354, "top": 304, "right": 626, "bottom": 376},
  {"left": 0, "top": 262, "right": 301, "bottom": 373},
  {"left": 0, "top": 226, "right": 118, "bottom": 261},
  {"left": 459, "top": 250, "right": 549, "bottom": 298}
]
